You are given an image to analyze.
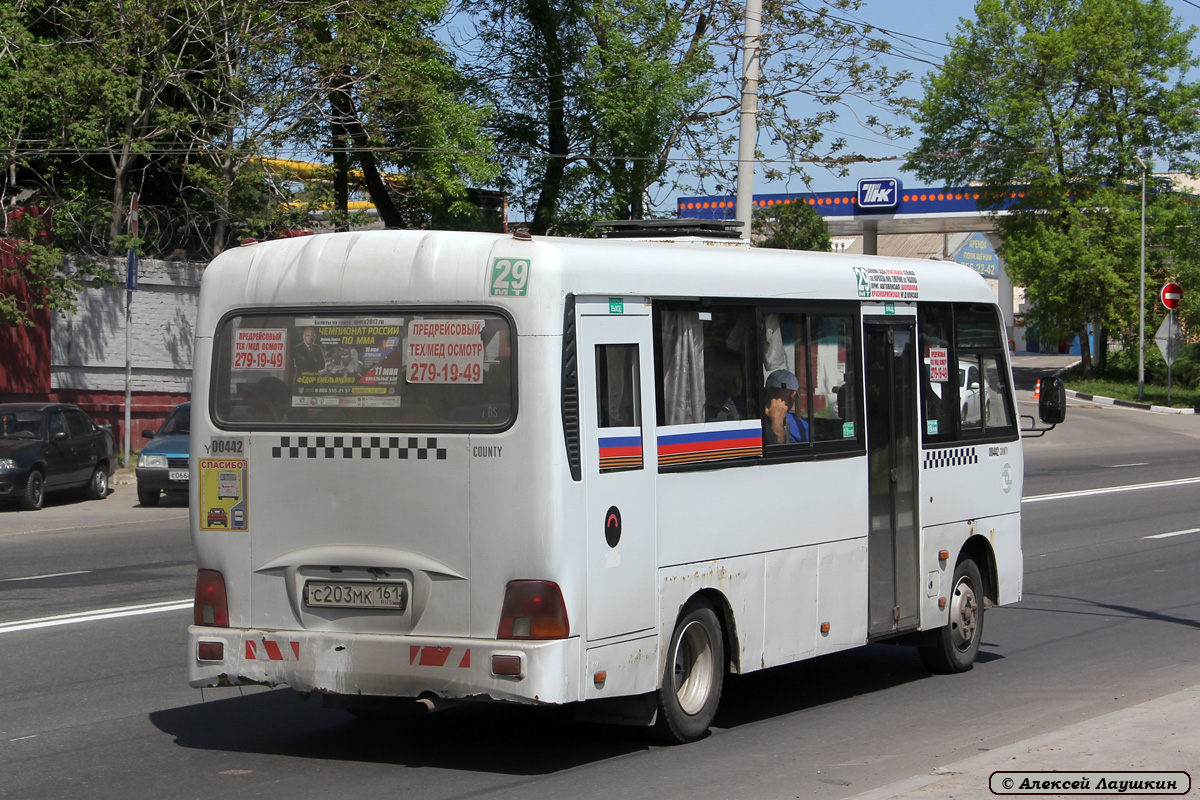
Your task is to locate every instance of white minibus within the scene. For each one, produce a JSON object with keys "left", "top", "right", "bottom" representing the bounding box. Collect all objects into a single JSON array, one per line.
[{"left": 187, "top": 229, "right": 1064, "bottom": 742}]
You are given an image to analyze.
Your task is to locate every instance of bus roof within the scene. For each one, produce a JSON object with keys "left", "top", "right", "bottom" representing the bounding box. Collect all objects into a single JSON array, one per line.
[{"left": 197, "top": 230, "right": 997, "bottom": 333}]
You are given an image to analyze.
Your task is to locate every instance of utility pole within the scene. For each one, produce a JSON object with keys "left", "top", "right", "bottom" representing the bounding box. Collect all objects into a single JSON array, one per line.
[
  {"left": 124, "top": 194, "right": 138, "bottom": 469},
  {"left": 1134, "top": 155, "right": 1146, "bottom": 402},
  {"left": 735, "top": 0, "right": 762, "bottom": 240}
]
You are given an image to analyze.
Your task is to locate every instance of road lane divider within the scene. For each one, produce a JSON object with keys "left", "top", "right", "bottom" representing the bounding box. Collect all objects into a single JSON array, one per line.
[
  {"left": 0, "top": 571, "right": 91, "bottom": 583},
  {"left": 1143, "top": 528, "right": 1200, "bottom": 540},
  {"left": 1023, "top": 476, "right": 1200, "bottom": 504},
  {"left": 0, "top": 599, "right": 191, "bottom": 634}
]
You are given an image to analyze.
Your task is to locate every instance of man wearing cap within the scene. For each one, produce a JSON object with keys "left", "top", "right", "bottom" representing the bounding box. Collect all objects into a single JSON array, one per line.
[{"left": 762, "top": 369, "right": 809, "bottom": 444}]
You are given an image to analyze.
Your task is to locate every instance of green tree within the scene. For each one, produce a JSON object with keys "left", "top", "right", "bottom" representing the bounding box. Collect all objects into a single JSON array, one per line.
[
  {"left": 903, "top": 0, "right": 1200, "bottom": 376},
  {"left": 0, "top": 210, "right": 118, "bottom": 328},
  {"left": 464, "top": 0, "right": 910, "bottom": 234},
  {"left": 295, "top": 1, "right": 497, "bottom": 231},
  {"left": 752, "top": 199, "right": 831, "bottom": 251},
  {"left": 1145, "top": 187, "right": 1200, "bottom": 343}
]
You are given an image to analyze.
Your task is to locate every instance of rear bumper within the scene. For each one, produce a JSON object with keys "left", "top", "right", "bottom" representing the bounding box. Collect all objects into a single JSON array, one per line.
[{"left": 187, "top": 626, "right": 582, "bottom": 705}]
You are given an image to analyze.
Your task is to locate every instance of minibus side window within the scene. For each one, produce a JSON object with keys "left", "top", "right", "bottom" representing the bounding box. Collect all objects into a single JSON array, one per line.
[
  {"left": 919, "top": 302, "right": 1017, "bottom": 443},
  {"left": 760, "top": 310, "right": 860, "bottom": 446},
  {"left": 919, "top": 303, "right": 955, "bottom": 442},
  {"left": 656, "top": 305, "right": 757, "bottom": 427},
  {"left": 596, "top": 345, "right": 640, "bottom": 428}
]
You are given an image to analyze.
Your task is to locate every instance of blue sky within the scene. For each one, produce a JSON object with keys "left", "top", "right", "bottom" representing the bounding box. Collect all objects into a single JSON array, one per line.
[{"left": 731, "top": 0, "right": 1200, "bottom": 199}]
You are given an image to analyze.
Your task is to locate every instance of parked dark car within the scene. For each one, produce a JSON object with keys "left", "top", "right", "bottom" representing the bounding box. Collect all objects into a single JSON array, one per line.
[
  {"left": 0, "top": 402, "right": 116, "bottom": 510},
  {"left": 136, "top": 401, "right": 190, "bottom": 507}
]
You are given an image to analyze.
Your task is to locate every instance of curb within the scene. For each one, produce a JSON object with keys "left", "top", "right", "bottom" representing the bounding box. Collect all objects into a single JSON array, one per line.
[{"left": 1065, "top": 389, "right": 1198, "bottom": 415}]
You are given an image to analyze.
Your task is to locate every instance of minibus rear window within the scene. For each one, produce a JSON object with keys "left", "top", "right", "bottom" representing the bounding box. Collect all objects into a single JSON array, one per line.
[{"left": 211, "top": 310, "right": 515, "bottom": 430}]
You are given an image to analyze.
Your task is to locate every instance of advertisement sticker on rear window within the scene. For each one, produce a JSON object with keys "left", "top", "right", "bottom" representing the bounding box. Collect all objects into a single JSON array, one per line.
[{"left": 406, "top": 319, "right": 485, "bottom": 384}]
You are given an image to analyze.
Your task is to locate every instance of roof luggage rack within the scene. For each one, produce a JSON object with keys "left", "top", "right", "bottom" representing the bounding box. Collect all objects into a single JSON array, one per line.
[{"left": 593, "top": 218, "right": 744, "bottom": 239}]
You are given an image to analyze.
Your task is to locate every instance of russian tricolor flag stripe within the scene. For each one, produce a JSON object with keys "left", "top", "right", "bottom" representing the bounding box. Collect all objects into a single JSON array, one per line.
[{"left": 658, "top": 425, "right": 763, "bottom": 464}]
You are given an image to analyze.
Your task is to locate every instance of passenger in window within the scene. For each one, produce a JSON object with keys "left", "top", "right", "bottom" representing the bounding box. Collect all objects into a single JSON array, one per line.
[
  {"left": 244, "top": 376, "right": 292, "bottom": 421},
  {"left": 706, "top": 349, "right": 748, "bottom": 421},
  {"left": 761, "top": 369, "right": 809, "bottom": 444}
]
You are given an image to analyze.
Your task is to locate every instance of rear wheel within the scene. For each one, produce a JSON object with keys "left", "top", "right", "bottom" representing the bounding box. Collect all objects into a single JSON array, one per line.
[
  {"left": 85, "top": 464, "right": 108, "bottom": 500},
  {"left": 919, "top": 558, "right": 984, "bottom": 674},
  {"left": 20, "top": 470, "right": 44, "bottom": 511},
  {"left": 655, "top": 601, "right": 724, "bottom": 743},
  {"left": 137, "top": 485, "right": 161, "bottom": 507}
]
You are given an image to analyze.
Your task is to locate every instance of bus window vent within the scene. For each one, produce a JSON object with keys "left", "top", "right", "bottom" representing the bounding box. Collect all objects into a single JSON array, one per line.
[{"left": 561, "top": 295, "right": 582, "bottom": 482}]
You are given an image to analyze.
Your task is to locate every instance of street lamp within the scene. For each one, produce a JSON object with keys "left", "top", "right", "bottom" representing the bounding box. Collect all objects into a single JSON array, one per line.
[{"left": 1134, "top": 155, "right": 1146, "bottom": 402}]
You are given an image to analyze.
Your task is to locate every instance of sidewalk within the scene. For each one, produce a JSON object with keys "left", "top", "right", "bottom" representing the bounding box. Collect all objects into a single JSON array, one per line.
[{"left": 849, "top": 685, "right": 1200, "bottom": 798}]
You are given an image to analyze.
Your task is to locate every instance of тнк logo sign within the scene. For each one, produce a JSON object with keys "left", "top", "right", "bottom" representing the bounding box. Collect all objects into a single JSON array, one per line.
[{"left": 857, "top": 178, "right": 900, "bottom": 209}]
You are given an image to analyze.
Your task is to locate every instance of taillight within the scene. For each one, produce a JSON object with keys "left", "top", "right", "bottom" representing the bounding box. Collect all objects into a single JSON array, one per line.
[
  {"left": 194, "top": 569, "right": 229, "bottom": 627},
  {"left": 497, "top": 580, "right": 569, "bottom": 639}
]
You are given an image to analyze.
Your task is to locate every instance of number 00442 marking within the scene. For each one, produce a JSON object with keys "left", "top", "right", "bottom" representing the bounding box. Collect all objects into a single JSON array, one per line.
[{"left": 490, "top": 258, "right": 531, "bottom": 296}]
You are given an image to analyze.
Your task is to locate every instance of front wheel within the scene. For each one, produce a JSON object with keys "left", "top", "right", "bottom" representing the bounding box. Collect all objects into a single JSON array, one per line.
[
  {"left": 85, "top": 464, "right": 108, "bottom": 500},
  {"left": 137, "top": 485, "right": 161, "bottom": 507},
  {"left": 20, "top": 470, "right": 45, "bottom": 511},
  {"left": 919, "top": 558, "right": 984, "bottom": 674},
  {"left": 655, "top": 602, "right": 724, "bottom": 743}
]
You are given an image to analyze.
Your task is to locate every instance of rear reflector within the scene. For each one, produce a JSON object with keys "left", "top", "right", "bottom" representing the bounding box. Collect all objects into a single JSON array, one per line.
[
  {"left": 194, "top": 569, "right": 229, "bottom": 627},
  {"left": 491, "top": 655, "right": 522, "bottom": 676},
  {"left": 197, "top": 641, "right": 224, "bottom": 661},
  {"left": 497, "top": 580, "right": 569, "bottom": 639}
]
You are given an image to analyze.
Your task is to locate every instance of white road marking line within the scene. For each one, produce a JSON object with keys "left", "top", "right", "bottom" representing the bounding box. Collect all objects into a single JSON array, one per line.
[
  {"left": 0, "top": 513, "right": 189, "bottom": 539},
  {"left": 1144, "top": 528, "right": 1200, "bottom": 540},
  {"left": 0, "top": 599, "right": 192, "bottom": 634},
  {"left": 1110, "top": 462, "right": 1149, "bottom": 468},
  {"left": 0, "top": 571, "right": 91, "bottom": 583},
  {"left": 1023, "top": 476, "right": 1200, "bottom": 503}
]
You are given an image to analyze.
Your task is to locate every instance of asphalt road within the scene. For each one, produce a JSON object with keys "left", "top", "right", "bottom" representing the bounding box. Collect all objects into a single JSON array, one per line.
[{"left": 1, "top": 392, "right": 1198, "bottom": 800}]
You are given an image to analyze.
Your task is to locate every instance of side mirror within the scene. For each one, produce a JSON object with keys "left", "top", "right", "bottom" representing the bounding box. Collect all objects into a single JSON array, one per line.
[
  {"left": 1038, "top": 377, "right": 1066, "bottom": 425},
  {"left": 142, "top": 429, "right": 156, "bottom": 439}
]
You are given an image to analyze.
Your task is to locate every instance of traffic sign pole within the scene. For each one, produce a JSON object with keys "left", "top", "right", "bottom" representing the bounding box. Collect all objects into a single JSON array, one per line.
[
  {"left": 1159, "top": 283, "right": 1183, "bottom": 406},
  {"left": 1169, "top": 310, "right": 1174, "bottom": 406}
]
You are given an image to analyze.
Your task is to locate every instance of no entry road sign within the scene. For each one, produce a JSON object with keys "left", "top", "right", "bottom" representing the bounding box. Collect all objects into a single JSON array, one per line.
[{"left": 1161, "top": 282, "right": 1183, "bottom": 310}]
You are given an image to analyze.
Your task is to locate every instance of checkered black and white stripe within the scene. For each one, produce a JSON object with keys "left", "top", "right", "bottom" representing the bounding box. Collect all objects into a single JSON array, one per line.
[
  {"left": 271, "top": 436, "right": 447, "bottom": 461},
  {"left": 923, "top": 447, "right": 978, "bottom": 470}
]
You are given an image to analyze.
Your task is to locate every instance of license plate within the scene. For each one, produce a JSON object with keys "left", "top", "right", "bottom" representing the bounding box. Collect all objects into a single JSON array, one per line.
[
  {"left": 169, "top": 470, "right": 189, "bottom": 481},
  {"left": 304, "top": 580, "right": 409, "bottom": 611}
]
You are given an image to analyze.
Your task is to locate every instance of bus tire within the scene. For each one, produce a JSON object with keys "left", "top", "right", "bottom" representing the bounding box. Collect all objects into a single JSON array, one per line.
[
  {"left": 919, "top": 558, "right": 984, "bottom": 674},
  {"left": 655, "top": 602, "right": 724, "bottom": 743}
]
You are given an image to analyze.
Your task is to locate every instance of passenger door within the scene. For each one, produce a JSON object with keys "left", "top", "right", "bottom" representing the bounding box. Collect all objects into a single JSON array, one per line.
[
  {"left": 864, "top": 318, "right": 921, "bottom": 637},
  {"left": 577, "top": 298, "right": 657, "bottom": 642},
  {"left": 43, "top": 410, "right": 78, "bottom": 488}
]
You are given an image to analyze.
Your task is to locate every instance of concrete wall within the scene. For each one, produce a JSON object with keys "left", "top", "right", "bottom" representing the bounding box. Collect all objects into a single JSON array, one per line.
[{"left": 51, "top": 258, "right": 203, "bottom": 393}]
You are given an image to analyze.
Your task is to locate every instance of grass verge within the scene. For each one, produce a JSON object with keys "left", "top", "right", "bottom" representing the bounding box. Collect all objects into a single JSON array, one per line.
[{"left": 1064, "top": 378, "right": 1200, "bottom": 409}]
